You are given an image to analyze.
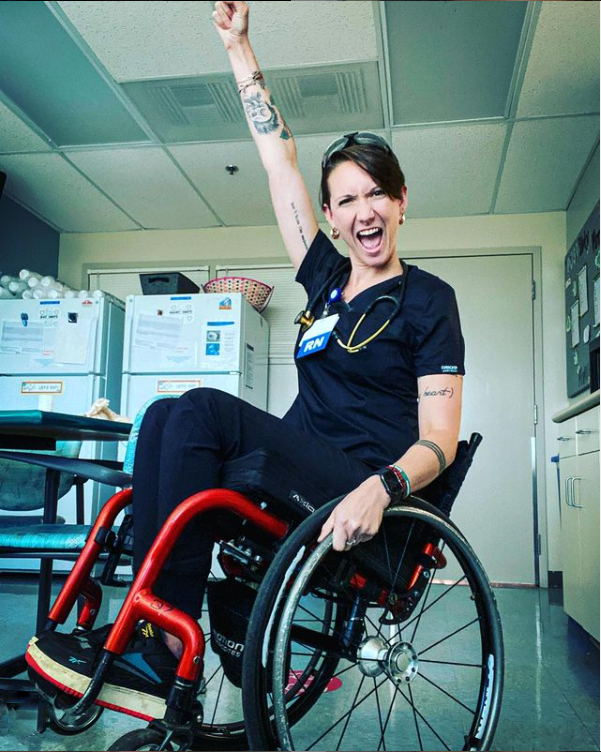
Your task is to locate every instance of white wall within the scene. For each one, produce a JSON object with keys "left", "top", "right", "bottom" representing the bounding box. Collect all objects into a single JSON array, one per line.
[{"left": 59, "top": 207, "right": 571, "bottom": 574}]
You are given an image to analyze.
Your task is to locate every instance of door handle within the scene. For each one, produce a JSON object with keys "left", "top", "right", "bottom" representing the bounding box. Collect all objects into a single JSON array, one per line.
[
  {"left": 571, "top": 477, "right": 584, "bottom": 508},
  {"left": 564, "top": 476, "right": 573, "bottom": 507}
]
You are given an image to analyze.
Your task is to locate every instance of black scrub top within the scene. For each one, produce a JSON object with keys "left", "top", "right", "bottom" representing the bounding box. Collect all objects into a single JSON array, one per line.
[{"left": 282, "top": 230, "right": 465, "bottom": 469}]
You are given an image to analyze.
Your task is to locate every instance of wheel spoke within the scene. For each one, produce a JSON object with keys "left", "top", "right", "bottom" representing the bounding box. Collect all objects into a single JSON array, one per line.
[
  {"left": 420, "top": 617, "right": 481, "bottom": 656},
  {"left": 209, "top": 670, "right": 226, "bottom": 727},
  {"left": 396, "top": 686, "right": 451, "bottom": 751},
  {"left": 372, "top": 676, "right": 387, "bottom": 752},
  {"left": 377, "top": 682, "right": 401, "bottom": 751},
  {"left": 408, "top": 682, "right": 424, "bottom": 752},
  {"left": 409, "top": 541, "right": 446, "bottom": 644},
  {"left": 202, "top": 663, "right": 222, "bottom": 690},
  {"left": 420, "top": 658, "right": 483, "bottom": 669},
  {"left": 335, "top": 674, "right": 367, "bottom": 750},
  {"left": 304, "top": 676, "right": 387, "bottom": 750},
  {"left": 400, "top": 576, "right": 468, "bottom": 634},
  {"left": 418, "top": 669, "right": 477, "bottom": 714}
]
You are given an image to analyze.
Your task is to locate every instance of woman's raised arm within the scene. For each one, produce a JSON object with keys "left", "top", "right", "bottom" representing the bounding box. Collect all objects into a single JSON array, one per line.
[{"left": 213, "top": 1, "right": 319, "bottom": 269}]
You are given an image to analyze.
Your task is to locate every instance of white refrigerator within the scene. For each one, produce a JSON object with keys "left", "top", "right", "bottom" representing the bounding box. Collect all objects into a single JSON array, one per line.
[
  {"left": 120, "top": 292, "right": 269, "bottom": 419},
  {"left": 0, "top": 296, "right": 125, "bottom": 571}
]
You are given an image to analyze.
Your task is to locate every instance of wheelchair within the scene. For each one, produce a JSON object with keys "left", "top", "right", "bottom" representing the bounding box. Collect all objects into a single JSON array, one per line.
[{"left": 25, "top": 432, "right": 503, "bottom": 751}]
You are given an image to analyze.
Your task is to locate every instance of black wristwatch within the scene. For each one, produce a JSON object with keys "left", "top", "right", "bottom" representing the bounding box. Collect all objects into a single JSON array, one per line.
[{"left": 378, "top": 467, "right": 407, "bottom": 506}]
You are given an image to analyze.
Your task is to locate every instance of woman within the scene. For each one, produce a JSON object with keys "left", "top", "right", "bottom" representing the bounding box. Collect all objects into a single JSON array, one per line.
[{"left": 28, "top": 0, "right": 464, "bottom": 719}]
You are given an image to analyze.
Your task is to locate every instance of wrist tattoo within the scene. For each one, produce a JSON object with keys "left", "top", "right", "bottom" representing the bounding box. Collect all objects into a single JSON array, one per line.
[{"left": 415, "top": 439, "right": 447, "bottom": 474}]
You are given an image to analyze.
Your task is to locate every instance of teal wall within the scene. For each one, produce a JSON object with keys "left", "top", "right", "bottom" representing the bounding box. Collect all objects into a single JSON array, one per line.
[{"left": 0, "top": 195, "right": 59, "bottom": 277}]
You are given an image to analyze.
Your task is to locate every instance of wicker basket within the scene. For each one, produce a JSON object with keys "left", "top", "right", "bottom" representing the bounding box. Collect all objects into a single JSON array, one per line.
[{"left": 203, "top": 276, "right": 274, "bottom": 313}]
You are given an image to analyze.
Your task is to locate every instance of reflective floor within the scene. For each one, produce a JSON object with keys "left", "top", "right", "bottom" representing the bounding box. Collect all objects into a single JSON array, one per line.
[{"left": 0, "top": 576, "right": 598, "bottom": 751}]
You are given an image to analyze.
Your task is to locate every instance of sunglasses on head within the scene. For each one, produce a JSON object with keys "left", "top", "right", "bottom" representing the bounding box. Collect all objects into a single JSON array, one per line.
[{"left": 321, "top": 131, "right": 394, "bottom": 169}]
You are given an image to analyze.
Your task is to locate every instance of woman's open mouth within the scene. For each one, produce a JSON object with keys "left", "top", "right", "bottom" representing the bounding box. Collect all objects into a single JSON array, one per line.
[{"left": 356, "top": 227, "right": 384, "bottom": 253}]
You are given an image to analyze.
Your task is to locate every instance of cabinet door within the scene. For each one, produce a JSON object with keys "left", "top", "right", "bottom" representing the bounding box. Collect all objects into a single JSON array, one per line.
[
  {"left": 574, "top": 451, "right": 600, "bottom": 641},
  {"left": 560, "top": 455, "right": 583, "bottom": 623},
  {"left": 557, "top": 416, "right": 577, "bottom": 459},
  {"left": 575, "top": 406, "right": 600, "bottom": 456}
]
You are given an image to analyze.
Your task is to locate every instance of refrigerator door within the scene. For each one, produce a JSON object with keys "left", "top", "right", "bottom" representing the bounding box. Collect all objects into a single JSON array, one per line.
[
  {"left": 123, "top": 293, "right": 244, "bottom": 374},
  {"left": 120, "top": 373, "right": 243, "bottom": 423},
  {"left": 0, "top": 298, "right": 104, "bottom": 376}
]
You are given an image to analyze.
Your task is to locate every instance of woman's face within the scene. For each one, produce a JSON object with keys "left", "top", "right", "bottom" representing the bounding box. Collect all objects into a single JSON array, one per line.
[{"left": 323, "top": 160, "right": 408, "bottom": 271}]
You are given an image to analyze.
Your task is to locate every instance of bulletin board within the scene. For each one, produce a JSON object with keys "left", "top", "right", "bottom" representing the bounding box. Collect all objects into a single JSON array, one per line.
[{"left": 564, "top": 200, "right": 600, "bottom": 397}]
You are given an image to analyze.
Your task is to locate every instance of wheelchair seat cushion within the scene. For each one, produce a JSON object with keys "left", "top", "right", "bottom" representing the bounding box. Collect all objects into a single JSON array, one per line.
[{"left": 221, "top": 449, "right": 325, "bottom": 522}]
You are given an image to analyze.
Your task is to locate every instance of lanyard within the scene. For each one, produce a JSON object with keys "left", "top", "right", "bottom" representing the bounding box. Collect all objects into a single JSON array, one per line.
[{"left": 295, "top": 261, "right": 409, "bottom": 353}]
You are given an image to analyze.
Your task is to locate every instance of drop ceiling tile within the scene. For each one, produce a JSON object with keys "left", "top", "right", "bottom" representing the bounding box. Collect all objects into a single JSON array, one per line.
[
  {"left": 170, "top": 132, "right": 392, "bottom": 228},
  {"left": 0, "top": 153, "right": 138, "bottom": 232},
  {"left": 0, "top": 100, "right": 50, "bottom": 153},
  {"left": 391, "top": 124, "right": 507, "bottom": 218},
  {"left": 169, "top": 140, "right": 273, "bottom": 226},
  {"left": 57, "top": 1, "right": 377, "bottom": 81},
  {"left": 68, "top": 147, "right": 219, "bottom": 229},
  {"left": 517, "top": 1, "right": 599, "bottom": 118},
  {"left": 496, "top": 116, "right": 599, "bottom": 214},
  {"left": 386, "top": 1, "right": 528, "bottom": 124}
]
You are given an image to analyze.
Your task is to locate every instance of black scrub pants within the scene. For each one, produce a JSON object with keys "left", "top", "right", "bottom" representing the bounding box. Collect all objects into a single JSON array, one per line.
[{"left": 131, "top": 387, "right": 374, "bottom": 619}]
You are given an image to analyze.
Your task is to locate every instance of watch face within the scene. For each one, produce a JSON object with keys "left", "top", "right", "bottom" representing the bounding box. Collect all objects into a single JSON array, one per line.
[{"left": 381, "top": 468, "right": 404, "bottom": 502}]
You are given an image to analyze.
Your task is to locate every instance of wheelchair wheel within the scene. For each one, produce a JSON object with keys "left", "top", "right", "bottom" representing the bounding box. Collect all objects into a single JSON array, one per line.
[
  {"left": 31, "top": 672, "right": 104, "bottom": 735},
  {"left": 244, "top": 500, "right": 504, "bottom": 751}
]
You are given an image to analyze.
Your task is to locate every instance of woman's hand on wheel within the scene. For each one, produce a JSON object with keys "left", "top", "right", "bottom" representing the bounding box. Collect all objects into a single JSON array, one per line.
[
  {"left": 212, "top": 1, "right": 249, "bottom": 49},
  {"left": 317, "top": 475, "right": 390, "bottom": 552}
]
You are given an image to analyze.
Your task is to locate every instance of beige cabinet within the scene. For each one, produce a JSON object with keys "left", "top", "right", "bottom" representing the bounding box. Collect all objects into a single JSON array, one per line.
[{"left": 556, "top": 405, "right": 599, "bottom": 641}]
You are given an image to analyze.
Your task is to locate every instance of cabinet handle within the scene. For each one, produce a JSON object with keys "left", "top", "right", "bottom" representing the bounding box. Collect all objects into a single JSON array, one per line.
[
  {"left": 575, "top": 429, "right": 596, "bottom": 435},
  {"left": 571, "top": 477, "right": 584, "bottom": 508},
  {"left": 558, "top": 436, "right": 573, "bottom": 441},
  {"left": 565, "top": 476, "right": 573, "bottom": 507}
]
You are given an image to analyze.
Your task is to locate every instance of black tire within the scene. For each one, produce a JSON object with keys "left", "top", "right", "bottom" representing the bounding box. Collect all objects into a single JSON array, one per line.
[
  {"left": 108, "top": 727, "right": 175, "bottom": 751},
  {"left": 33, "top": 675, "right": 104, "bottom": 735},
  {"left": 46, "top": 701, "right": 103, "bottom": 735},
  {"left": 243, "top": 501, "right": 504, "bottom": 751}
]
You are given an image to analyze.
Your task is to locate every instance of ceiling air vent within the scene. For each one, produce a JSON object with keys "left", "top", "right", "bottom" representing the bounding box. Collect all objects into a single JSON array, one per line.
[{"left": 121, "top": 62, "right": 383, "bottom": 143}]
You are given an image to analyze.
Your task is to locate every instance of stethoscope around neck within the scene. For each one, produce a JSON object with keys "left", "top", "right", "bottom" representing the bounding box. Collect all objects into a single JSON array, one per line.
[{"left": 294, "top": 259, "right": 410, "bottom": 354}]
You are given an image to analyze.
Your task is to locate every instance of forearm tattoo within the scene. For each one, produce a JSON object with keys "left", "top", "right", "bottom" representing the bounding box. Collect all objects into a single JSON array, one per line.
[
  {"left": 291, "top": 201, "right": 309, "bottom": 250},
  {"left": 242, "top": 89, "right": 292, "bottom": 141},
  {"left": 243, "top": 92, "right": 280, "bottom": 135},
  {"left": 415, "top": 439, "right": 447, "bottom": 474}
]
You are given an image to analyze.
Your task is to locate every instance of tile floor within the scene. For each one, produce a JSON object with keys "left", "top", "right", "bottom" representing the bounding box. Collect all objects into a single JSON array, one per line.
[{"left": 0, "top": 576, "right": 598, "bottom": 751}]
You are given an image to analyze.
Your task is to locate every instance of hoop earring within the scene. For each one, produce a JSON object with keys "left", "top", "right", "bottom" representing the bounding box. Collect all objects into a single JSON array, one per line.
[
  {"left": 330, "top": 227, "right": 340, "bottom": 240},
  {"left": 399, "top": 213, "right": 406, "bottom": 226}
]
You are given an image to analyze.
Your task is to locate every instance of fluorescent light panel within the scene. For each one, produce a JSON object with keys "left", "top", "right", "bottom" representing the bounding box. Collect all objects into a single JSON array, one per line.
[
  {"left": 385, "top": 1, "right": 528, "bottom": 125},
  {"left": 0, "top": 1, "right": 149, "bottom": 147}
]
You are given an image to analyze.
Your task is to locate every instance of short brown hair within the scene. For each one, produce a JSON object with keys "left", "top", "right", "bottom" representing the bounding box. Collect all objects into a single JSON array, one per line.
[{"left": 320, "top": 145, "right": 406, "bottom": 209}]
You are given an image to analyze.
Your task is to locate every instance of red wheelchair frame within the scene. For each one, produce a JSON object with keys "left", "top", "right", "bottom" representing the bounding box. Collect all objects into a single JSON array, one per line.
[{"left": 27, "top": 487, "right": 288, "bottom": 724}]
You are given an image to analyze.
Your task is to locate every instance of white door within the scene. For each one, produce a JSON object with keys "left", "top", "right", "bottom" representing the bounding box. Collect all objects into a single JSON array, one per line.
[
  {"left": 411, "top": 254, "right": 536, "bottom": 585},
  {"left": 239, "top": 254, "right": 537, "bottom": 585}
]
